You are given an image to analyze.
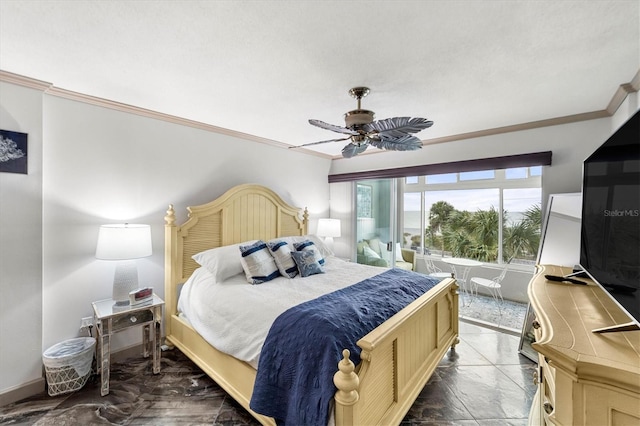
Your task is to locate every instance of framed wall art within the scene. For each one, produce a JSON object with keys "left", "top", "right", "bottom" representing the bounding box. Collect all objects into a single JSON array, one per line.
[
  {"left": 0, "top": 129, "right": 28, "bottom": 174},
  {"left": 356, "top": 183, "right": 372, "bottom": 218}
]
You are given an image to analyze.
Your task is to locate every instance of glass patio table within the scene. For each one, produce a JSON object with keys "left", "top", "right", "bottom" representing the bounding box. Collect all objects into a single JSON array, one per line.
[{"left": 441, "top": 257, "right": 483, "bottom": 304}]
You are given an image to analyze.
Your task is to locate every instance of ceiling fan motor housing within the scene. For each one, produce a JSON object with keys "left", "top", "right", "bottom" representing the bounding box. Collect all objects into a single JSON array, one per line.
[{"left": 344, "top": 109, "right": 375, "bottom": 129}]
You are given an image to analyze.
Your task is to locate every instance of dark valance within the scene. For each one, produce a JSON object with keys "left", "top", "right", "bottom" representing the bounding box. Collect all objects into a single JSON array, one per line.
[{"left": 328, "top": 151, "right": 552, "bottom": 183}]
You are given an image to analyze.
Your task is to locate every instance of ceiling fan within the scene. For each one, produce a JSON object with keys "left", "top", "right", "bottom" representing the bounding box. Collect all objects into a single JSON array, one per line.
[{"left": 293, "top": 87, "right": 433, "bottom": 158}]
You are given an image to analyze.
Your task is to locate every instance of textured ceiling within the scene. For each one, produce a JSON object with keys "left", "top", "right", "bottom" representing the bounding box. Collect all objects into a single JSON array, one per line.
[{"left": 1, "top": 1, "right": 638, "bottom": 158}]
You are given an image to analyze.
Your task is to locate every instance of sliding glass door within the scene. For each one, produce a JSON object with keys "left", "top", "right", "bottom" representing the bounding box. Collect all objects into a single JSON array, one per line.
[{"left": 355, "top": 179, "right": 399, "bottom": 268}]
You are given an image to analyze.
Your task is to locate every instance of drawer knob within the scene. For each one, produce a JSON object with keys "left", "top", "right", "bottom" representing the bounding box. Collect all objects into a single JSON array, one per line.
[
  {"left": 532, "top": 320, "right": 541, "bottom": 329},
  {"left": 543, "top": 401, "right": 554, "bottom": 414},
  {"left": 130, "top": 316, "right": 137, "bottom": 323}
]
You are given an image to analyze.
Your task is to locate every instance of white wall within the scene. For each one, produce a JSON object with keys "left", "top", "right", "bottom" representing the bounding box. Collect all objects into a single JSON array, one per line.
[
  {"left": 0, "top": 82, "right": 44, "bottom": 396},
  {"left": 41, "top": 95, "right": 332, "bottom": 353},
  {"left": 1, "top": 80, "right": 332, "bottom": 398}
]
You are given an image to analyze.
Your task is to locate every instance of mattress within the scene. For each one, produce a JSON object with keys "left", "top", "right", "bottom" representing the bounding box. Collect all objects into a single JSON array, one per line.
[{"left": 177, "top": 256, "right": 384, "bottom": 367}]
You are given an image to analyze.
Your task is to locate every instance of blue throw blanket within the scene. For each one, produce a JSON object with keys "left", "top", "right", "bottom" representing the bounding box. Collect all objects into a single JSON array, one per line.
[{"left": 249, "top": 268, "right": 439, "bottom": 426}]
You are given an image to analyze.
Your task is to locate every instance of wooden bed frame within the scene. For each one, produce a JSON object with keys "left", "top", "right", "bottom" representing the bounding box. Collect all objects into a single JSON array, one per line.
[{"left": 164, "top": 183, "right": 459, "bottom": 426}]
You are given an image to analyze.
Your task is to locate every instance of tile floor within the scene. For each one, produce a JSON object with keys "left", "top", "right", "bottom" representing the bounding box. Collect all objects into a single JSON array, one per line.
[{"left": 0, "top": 320, "right": 536, "bottom": 426}]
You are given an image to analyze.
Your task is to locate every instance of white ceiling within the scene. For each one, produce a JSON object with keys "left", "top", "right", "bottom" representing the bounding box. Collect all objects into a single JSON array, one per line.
[{"left": 1, "top": 1, "right": 638, "bottom": 158}]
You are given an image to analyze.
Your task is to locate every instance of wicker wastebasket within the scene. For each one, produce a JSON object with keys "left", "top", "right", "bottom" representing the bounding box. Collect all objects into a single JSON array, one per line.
[{"left": 42, "top": 337, "right": 95, "bottom": 396}]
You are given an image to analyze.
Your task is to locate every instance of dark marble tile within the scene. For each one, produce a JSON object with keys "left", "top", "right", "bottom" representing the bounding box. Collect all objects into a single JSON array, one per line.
[
  {"left": 403, "top": 372, "right": 474, "bottom": 423},
  {"left": 0, "top": 395, "right": 66, "bottom": 425},
  {"left": 439, "top": 340, "right": 493, "bottom": 367},
  {"left": 461, "top": 332, "right": 532, "bottom": 365},
  {"left": 214, "top": 396, "right": 260, "bottom": 425},
  {"left": 496, "top": 364, "right": 539, "bottom": 396},
  {"left": 477, "top": 419, "right": 529, "bottom": 426},
  {"left": 402, "top": 420, "right": 480, "bottom": 425},
  {"left": 0, "top": 327, "right": 536, "bottom": 425},
  {"left": 437, "top": 365, "right": 534, "bottom": 420}
]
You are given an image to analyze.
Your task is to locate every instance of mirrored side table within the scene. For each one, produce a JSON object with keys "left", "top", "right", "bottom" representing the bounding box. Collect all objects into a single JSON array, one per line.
[{"left": 92, "top": 294, "right": 164, "bottom": 396}]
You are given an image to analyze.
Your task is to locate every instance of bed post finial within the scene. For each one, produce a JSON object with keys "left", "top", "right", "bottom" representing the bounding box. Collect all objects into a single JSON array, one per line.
[
  {"left": 333, "top": 349, "right": 359, "bottom": 406},
  {"left": 165, "top": 204, "right": 175, "bottom": 226}
]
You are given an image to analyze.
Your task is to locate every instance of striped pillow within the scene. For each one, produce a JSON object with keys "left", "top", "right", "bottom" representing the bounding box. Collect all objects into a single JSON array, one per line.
[
  {"left": 267, "top": 240, "right": 298, "bottom": 278},
  {"left": 239, "top": 240, "right": 280, "bottom": 284}
]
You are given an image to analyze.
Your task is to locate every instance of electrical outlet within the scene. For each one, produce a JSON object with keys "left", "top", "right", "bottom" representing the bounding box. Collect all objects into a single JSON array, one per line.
[{"left": 80, "top": 316, "right": 93, "bottom": 329}]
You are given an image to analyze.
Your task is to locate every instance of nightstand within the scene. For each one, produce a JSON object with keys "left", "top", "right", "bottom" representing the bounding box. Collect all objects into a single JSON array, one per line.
[{"left": 92, "top": 294, "right": 164, "bottom": 396}]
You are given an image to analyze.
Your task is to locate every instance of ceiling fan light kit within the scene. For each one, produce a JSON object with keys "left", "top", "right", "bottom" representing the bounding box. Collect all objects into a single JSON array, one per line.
[{"left": 297, "top": 87, "right": 433, "bottom": 158}]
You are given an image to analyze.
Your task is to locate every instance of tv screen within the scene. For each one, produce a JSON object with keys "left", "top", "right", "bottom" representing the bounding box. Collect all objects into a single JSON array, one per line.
[{"left": 579, "top": 110, "right": 640, "bottom": 331}]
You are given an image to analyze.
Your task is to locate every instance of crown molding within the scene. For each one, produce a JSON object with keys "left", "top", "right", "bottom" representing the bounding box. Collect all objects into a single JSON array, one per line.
[
  {"left": 0, "top": 70, "right": 52, "bottom": 91},
  {"left": 606, "top": 68, "right": 640, "bottom": 115},
  {"left": 2, "top": 68, "right": 637, "bottom": 163},
  {"left": 0, "top": 70, "right": 333, "bottom": 160}
]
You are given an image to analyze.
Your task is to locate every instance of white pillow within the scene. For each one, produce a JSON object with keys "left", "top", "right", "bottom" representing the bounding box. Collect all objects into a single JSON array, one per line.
[
  {"left": 363, "top": 245, "right": 380, "bottom": 259},
  {"left": 239, "top": 240, "right": 281, "bottom": 284},
  {"left": 192, "top": 241, "right": 256, "bottom": 282},
  {"left": 266, "top": 240, "right": 298, "bottom": 278},
  {"left": 368, "top": 237, "right": 383, "bottom": 256},
  {"left": 396, "top": 243, "right": 405, "bottom": 262},
  {"left": 305, "top": 235, "right": 334, "bottom": 258},
  {"left": 375, "top": 241, "right": 406, "bottom": 263},
  {"left": 270, "top": 235, "right": 334, "bottom": 258},
  {"left": 377, "top": 240, "right": 392, "bottom": 263}
]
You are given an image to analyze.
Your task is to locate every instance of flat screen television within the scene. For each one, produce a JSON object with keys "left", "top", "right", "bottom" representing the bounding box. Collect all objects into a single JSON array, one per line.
[{"left": 579, "top": 109, "right": 640, "bottom": 333}]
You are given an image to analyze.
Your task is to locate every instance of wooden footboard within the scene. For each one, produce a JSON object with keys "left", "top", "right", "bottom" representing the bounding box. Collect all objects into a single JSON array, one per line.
[{"left": 334, "top": 277, "right": 459, "bottom": 425}]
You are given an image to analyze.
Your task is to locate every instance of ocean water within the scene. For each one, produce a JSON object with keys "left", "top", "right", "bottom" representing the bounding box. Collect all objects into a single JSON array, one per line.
[{"left": 403, "top": 210, "right": 527, "bottom": 230}]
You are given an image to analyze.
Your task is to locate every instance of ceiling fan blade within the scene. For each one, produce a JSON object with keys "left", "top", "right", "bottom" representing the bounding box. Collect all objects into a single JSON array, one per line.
[
  {"left": 364, "top": 117, "right": 433, "bottom": 139},
  {"left": 341, "top": 142, "right": 369, "bottom": 158},
  {"left": 309, "top": 119, "right": 359, "bottom": 136},
  {"left": 368, "top": 134, "right": 423, "bottom": 151},
  {"left": 290, "top": 136, "right": 351, "bottom": 148}
]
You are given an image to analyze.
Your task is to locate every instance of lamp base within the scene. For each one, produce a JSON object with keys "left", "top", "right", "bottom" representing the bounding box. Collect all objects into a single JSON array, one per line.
[
  {"left": 323, "top": 236, "right": 335, "bottom": 252},
  {"left": 112, "top": 260, "right": 139, "bottom": 306}
]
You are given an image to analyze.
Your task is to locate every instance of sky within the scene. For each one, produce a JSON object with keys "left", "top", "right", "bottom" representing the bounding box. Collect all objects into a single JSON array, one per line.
[{"left": 404, "top": 188, "right": 542, "bottom": 213}]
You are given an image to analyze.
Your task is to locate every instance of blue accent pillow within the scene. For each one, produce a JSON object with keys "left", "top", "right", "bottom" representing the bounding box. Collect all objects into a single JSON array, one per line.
[
  {"left": 267, "top": 240, "right": 298, "bottom": 278},
  {"left": 293, "top": 240, "right": 325, "bottom": 265},
  {"left": 291, "top": 250, "right": 325, "bottom": 277},
  {"left": 239, "top": 240, "right": 281, "bottom": 284}
]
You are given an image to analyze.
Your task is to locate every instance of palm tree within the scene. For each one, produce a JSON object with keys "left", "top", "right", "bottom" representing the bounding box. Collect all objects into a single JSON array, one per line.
[
  {"left": 426, "top": 200, "right": 542, "bottom": 263},
  {"left": 428, "top": 201, "right": 455, "bottom": 253},
  {"left": 504, "top": 204, "right": 541, "bottom": 261}
]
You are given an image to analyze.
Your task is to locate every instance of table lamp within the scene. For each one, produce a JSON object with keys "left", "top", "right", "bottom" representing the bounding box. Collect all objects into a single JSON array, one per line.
[
  {"left": 96, "top": 224, "right": 152, "bottom": 305},
  {"left": 317, "top": 218, "right": 341, "bottom": 251}
]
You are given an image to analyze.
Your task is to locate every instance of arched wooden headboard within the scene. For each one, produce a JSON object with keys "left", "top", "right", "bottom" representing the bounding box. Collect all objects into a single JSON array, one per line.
[{"left": 164, "top": 184, "right": 309, "bottom": 324}]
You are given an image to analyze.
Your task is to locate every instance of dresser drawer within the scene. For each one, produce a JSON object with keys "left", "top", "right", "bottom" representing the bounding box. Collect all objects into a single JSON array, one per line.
[{"left": 112, "top": 309, "right": 154, "bottom": 331}]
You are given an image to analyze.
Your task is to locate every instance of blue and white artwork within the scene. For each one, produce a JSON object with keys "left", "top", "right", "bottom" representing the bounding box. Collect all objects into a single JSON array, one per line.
[{"left": 0, "top": 129, "right": 28, "bottom": 174}]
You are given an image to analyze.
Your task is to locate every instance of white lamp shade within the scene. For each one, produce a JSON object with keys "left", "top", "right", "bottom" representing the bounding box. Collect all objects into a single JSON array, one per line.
[
  {"left": 96, "top": 224, "right": 152, "bottom": 260},
  {"left": 317, "top": 218, "right": 341, "bottom": 238}
]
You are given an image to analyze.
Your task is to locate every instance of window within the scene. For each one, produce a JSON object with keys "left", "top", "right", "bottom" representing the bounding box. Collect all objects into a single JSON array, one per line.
[{"left": 402, "top": 167, "right": 542, "bottom": 264}]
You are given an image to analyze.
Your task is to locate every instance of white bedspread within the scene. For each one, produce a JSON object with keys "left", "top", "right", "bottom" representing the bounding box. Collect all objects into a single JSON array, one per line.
[{"left": 177, "top": 257, "right": 383, "bottom": 367}]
